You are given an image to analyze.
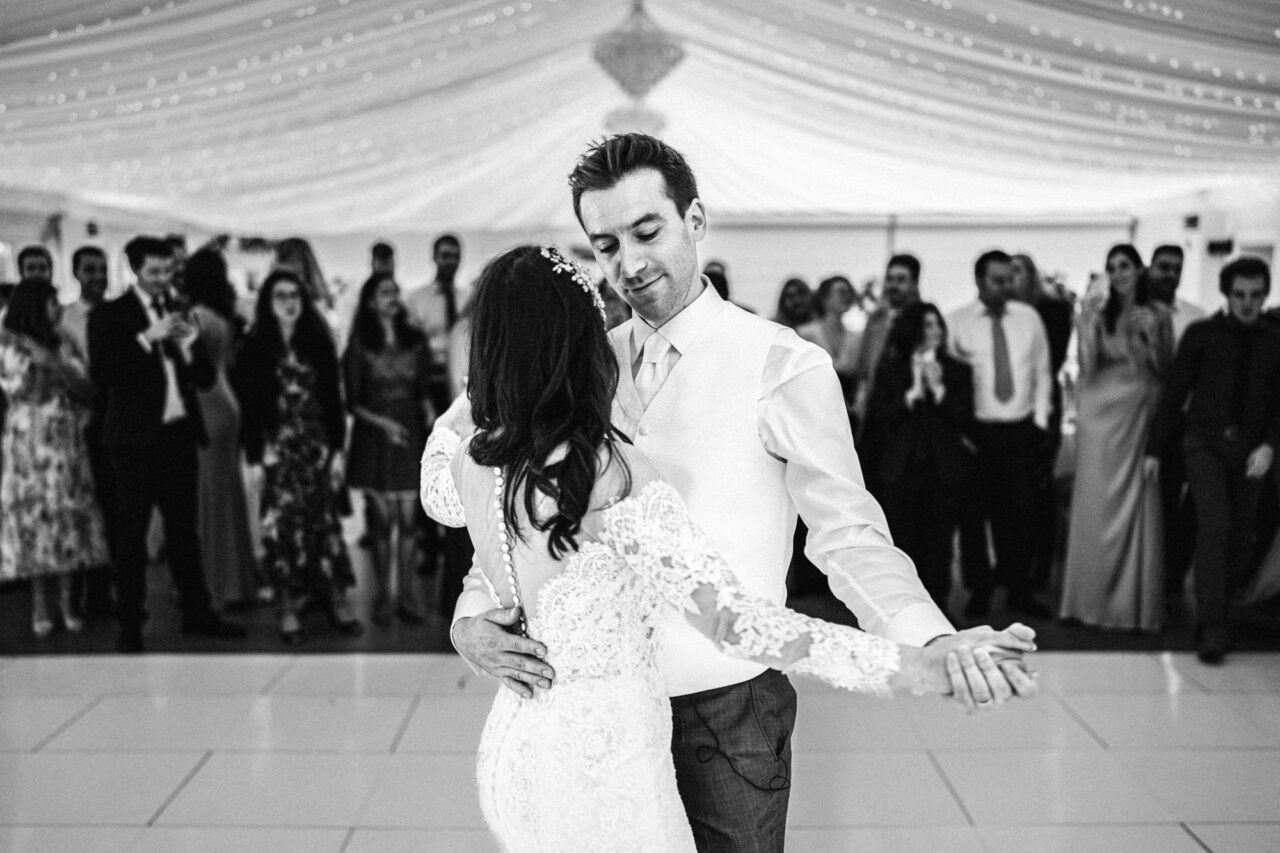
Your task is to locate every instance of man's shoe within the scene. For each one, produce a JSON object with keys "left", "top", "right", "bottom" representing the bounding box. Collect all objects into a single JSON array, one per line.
[
  {"left": 963, "top": 590, "right": 991, "bottom": 620},
  {"left": 1197, "top": 628, "right": 1232, "bottom": 665},
  {"left": 181, "top": 612, "right": 247, "bottom": 639},
  {"left": 117, "top": 627, "right": 144, "bottom": 654},
  {"left": 1011, "top": 594, "right": 1054, "bottom": 620}
]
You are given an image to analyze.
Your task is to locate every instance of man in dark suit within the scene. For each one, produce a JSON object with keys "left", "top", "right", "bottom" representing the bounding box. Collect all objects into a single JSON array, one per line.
[{"left": 88, "top": 235, "right": 245, "bottom": 652}]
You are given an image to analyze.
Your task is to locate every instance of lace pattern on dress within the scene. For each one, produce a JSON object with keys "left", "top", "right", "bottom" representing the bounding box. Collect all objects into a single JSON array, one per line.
[
  {"left": 420, "top": 426, "right": 465, "bottom": 526},
  {"left": 601, "top": 480, "right": 901, "bottom": 695}
]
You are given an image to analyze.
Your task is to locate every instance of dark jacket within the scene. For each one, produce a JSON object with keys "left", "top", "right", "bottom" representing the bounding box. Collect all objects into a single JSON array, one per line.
[
  {"left": 232, "top": 328, "right": 345, "bottom": 465},
  {"left": 1147, "top": 313, "right": 1280, "bottom": 455},
  {"left": 87, "top": 287, "right": 216, "bottom": 449},
  {"left": 867, "top": 350, "right": 975, "bottom": 492}
]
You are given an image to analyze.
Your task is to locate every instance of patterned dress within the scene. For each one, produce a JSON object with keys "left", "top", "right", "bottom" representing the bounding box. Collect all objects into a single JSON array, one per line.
[
  {"left": 0, "top": 331, "right": 108, "bottom": 580},
  {"left": 259, "top": 353, "right": 355, "bottom": 597}
]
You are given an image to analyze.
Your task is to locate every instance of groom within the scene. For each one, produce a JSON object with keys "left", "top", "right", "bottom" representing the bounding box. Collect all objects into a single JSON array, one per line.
[{"left": 451, "top": 134, "right": 1036, "bottom": 850}]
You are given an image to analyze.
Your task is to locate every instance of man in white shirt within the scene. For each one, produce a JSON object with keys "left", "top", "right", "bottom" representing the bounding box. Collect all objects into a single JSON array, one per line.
[
  {"left": 450, "top": 136, "right": 1037, "bottom": 851},
  {"left": 1147, "top": 243, "right": 1207, "bottom": 608},
  {"left": 948, "top": 251, "right": 1054, "bottom": 620}
]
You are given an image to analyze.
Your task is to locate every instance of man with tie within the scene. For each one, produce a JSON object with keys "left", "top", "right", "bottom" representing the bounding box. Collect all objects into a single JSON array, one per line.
[
  {"left": 449, "top": 135, "right": 1039, "bottom": 852},
  {"left": 88, "top": 235, "right": 245, "bottom": 652},
  {"left": 947, "top": 251, "right": 1053, "bottom": 619}
]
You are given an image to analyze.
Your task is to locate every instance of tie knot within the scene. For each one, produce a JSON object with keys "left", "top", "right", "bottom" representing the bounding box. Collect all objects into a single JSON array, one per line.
[{"left": 642, "top": 332, "right": 670, "bottom": 364}]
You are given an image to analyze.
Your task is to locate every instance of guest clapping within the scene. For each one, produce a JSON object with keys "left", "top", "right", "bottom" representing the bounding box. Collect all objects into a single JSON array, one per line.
[
  {"left": 343, "top": 274, "right": 435, "bottom": 626},
  {"left": 865, "top": 303, "right": 974, "bottom": 612},
  {"left": 1060, "top": 245, "right": 1172, "bottom": 632},
  {"left": 0, "top": 279, "right": 107, "bottom": 636},
  {"left": 234, "top": 269, "right": 361, "bottom": 644}
]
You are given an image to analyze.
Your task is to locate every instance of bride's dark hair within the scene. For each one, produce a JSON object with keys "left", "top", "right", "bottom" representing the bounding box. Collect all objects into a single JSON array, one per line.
[{"left": 467, "top": 245, "right": 629, "bottom": 558}]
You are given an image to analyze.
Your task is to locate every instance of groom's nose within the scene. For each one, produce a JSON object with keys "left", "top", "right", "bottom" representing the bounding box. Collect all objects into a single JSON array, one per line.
[{"left": 619, "top": 242, "right": 647, "bottom": 280}]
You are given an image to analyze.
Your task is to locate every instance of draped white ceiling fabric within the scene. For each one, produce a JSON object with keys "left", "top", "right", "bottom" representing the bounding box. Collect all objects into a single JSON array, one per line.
[{"left": 1, "top": 0, "right": 1277, "bottom": 234}]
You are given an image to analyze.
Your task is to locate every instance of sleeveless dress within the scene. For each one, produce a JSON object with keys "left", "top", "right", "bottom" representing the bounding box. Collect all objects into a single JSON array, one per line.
[{"left": 420, "top": 428, "right": 902, "bottom": 852}]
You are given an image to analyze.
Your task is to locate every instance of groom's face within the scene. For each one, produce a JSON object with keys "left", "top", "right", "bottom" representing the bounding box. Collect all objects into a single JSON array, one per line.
[{"left": 579, "top": 168, "right": 705, "bottom": 327}]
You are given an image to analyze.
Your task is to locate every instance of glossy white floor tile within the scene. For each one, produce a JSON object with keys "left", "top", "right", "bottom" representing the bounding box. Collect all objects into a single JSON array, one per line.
[
  {"left": 0, "top": 827, "right": 141, "bottom": 853},
  {"left": 932, "top": 749, "right": 1176, "bottom": 824},
  {"left": 1060, "top": 693, "right": 1280, "bottom": 748},
  {"left": 344, "top": 829, "right": 501, "bottom": 853},
  {"left": 0, "top": 752, "right": 204, "bottom": 824},
  {"left": 0, "top": 697, "right": 96, "bottom": 751},
  {"left": 786, "top": 752, "right": 969, "bottom": 827},
  {"left": 2, "top": 651, "right": 1278, "bottom": 852},
  {"left": 45, "top": 695, "right": 414, "bottom": 753},
  {"left": 155, "top": 753, "right": 388, "bottom": 826},
  {"left": 1187, "top": 823, "right": 1280, "bottom": 853},
  {"left": 1111, "top": 749, "right": 1280, "bottom": 822},
  {"left": 978, "top": 824, "right": 1208, "bottom": 853},
  {"left": 124, "top": 827, "right": 347, "bottom": 853}
]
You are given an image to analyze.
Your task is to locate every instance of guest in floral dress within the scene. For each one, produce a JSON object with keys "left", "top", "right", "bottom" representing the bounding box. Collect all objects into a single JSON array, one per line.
[
  {"left": 0, "top": 278, "right": 108, "bottom": 636},
  {"left": 233, "top": 269, "right": 362, "bottom": 644},
  {"left": 343, "top": 273, "right": 435, "bottom": 626}
]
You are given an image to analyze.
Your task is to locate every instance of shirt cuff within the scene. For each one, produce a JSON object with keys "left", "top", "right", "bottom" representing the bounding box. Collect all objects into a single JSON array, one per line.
[
  {"left": 136, "top": 333, "right": 153, "bottom": 354},
  {"left": 881, "top": 601, "right": 956, "bottom": 647}
]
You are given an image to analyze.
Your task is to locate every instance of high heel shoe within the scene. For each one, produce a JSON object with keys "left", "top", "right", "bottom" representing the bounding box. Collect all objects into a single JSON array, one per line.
[
  {"left": 32, "top": 616, "right": 54, "bottom": 638},
  {"left": 60, "top": 590, "right": 84, "bottom": 633},
  {"left": 327, "top": 598, "right": 365, "bottom": 637},
  {"left": 279, "top": 611, "right": 304, "bottom": 646}
]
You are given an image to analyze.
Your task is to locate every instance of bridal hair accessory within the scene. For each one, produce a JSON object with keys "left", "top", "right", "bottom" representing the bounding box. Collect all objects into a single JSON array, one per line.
[{"left": 539, "top": 245, "right": 607, "bottom": 324}]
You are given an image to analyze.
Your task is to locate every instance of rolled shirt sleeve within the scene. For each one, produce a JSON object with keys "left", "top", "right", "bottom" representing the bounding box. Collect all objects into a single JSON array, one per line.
[{"left": 757, "top": 332, "right": 955, "bottom": 647}]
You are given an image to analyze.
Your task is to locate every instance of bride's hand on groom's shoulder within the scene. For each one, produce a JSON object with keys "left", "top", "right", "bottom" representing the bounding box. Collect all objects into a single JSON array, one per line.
[{"left": 894, "top": 623, "right": 1038, "bottom": 712}]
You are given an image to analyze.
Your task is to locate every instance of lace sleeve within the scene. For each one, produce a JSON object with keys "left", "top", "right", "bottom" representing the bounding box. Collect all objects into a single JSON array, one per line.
[
  {"left": 420, "top": 426, "right": 466, "bottom": 527},
  {"left": 600, "top": 481, "right": 901, "bottom": 695}
]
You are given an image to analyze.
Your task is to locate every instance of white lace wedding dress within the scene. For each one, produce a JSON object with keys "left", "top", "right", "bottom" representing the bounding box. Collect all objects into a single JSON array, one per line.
[{"left": 421, "top": 428, "right": 902, "bottom": 852}]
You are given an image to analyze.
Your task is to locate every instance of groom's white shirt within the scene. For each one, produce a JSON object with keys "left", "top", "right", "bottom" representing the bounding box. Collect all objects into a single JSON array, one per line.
[{"left": 452, "top": 282, "right": 953, "bottom": 696}]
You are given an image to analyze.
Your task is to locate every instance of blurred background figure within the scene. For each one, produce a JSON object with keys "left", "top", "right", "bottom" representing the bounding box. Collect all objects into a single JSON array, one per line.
[
  {"left": 797, "top": 275, "right": 861, "bottom": 415},
  {"left": 234, "top": 269, "right": 361, "bottom": 644},
  {"left": 864, "top": 302, "right": 974, "bottom": 615},
  {"left": 0, "top": 278, "right": 107, "bottom": 636},
  {"left": 343, "top": 273, "right": 434, "bottom": 627},
  {"left": 854, "top": 254, "right": 921, "bottom": 435},
  {"left": 186, "top": 248, "right": 257, "bottom": 609},
  {"left": 1060, "top": 244, "right": 1172, "bottom": 632},
  {"left": 370, "top": 241, "right": 396, "bottom": 277},
  {"left": 771, "top": 277, "right": 813, "bottom": 330},
  {"left": 274, "top": 236, "right": 334, "bottom": 309}
]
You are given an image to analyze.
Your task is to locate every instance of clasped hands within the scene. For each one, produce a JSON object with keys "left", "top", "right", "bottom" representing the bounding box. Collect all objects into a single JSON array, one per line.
[
  {"left": 453, "top": 609, "right": 1038, "bottom": 711},
  {"left": 144, "top": 312, "right": 199, "bottom": 351}
]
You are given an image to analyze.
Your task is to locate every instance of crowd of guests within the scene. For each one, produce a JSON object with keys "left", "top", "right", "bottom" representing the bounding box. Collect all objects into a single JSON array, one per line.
[
  {"left": 767, "top": 246, "right": 1280, "bottom": 665},
  {"left": 1, "top": 234, "right": 1278, "bottom": 665},
  {"left": 0, "top": 235, "right": 471, "bottom": 652}
]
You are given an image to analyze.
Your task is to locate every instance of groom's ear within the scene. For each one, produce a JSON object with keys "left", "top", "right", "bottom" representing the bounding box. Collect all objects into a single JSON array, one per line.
[{"left": 685, "top": 198, "right": 707, "bottom": 242}]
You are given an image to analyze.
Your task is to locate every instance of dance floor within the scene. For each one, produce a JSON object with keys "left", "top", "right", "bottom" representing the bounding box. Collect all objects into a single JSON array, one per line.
[{"left": 1, "top": 652, "right": 1279, "bottom": 852}]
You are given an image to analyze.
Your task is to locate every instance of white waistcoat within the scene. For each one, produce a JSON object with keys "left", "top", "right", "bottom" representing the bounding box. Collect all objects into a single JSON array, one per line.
[{"left": 610, "top": 303, "right": 796, "bottom": 697}]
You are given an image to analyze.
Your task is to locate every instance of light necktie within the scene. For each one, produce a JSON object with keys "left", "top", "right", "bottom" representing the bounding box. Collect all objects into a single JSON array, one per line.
[
  {"left": 991, "top": 310, "right": 1014, "bottom": 403},
  {"left": 635, "top": 331, "right": 672, "bottom": 410}
]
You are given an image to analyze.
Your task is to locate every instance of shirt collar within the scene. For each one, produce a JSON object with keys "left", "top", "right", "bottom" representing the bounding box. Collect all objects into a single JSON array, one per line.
[
  {"left": 133, "top": 283, "right": 163, "bottom": 310},
  {"left": 629, "top": 275, "right": 722, "bottom": 361}
]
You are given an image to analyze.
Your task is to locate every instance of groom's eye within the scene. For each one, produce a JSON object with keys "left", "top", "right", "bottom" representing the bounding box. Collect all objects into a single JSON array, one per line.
[{"left": 636, "top": 231, "right": 658, "bottom": 242}]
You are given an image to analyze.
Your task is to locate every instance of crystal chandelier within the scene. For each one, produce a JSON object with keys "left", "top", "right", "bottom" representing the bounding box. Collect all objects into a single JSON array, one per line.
[{"left": 593, "top": 1, "right": 685, "bottom": 108}]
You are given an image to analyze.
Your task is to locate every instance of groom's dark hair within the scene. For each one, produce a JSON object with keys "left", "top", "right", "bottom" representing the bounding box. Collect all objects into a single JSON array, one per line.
[{"left": 569, "top": 133, "right": 699, "bottom": 226}]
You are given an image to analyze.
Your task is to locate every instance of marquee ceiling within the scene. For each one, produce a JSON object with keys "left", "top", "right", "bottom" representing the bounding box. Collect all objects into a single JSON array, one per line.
[{"left": 1, "top": 0, "right": 1277, "bottom": 234}]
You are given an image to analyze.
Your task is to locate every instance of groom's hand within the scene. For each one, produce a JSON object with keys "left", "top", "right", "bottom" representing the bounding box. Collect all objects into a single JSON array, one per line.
[
  {"left": 452, "top": 607, "right": 555, "bottom": 700},
  {"left": 932, "top": 623, "right": 1039, "bottom": 712}
]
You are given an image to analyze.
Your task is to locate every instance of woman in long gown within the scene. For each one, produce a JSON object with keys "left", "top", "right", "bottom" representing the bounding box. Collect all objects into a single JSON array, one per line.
[
  {"left": 420, "top": 245, "right": 1036, "bottom": 852},
  {"left": 1060, "top": 244, "right": 1173, "bottom": 631},
  {"left": 0, "top": 278, "right": 108, "bottom": 636},
  {"left": 186, "top": 249, "right": 257, "bottom": 607}
]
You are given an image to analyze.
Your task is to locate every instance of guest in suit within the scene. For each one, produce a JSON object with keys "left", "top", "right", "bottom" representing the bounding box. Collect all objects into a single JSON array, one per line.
[
  {"left": 343, "top": 273, "right": 434, "bottom": 626},
  {"left": 0, "top": 278, "right": 107, "bottom": 636},
  {"left": 1146, "top": 256, "right": 1280, "bottom": 662},
  {"left": 1010, "top": 253, "right": 1073, "bottom": 592},
  {"left": 1146, "top": 244, "right": 1207, "bottom": 608},
  {"left": 234, "top": 269, "right": 362, "bottom": 644},
  {"left": 853, "top": 254, "right": 922, "bottom": 433},
  {"left": 62, "top": 246, "right": 116, "bottom": 618},
  {"left": 771, "top": 277, "right": 813, "bottom": 330},
  {"left": 948, "top": 250, "right": 1054, "bottom": 620},
  {"left": 1060, "top": 244, "right": 1173, "bottom": 633},
  {"left": 865, "top": 302, "right": 975, "bottom": 612},
  {"left": 186, "top": 249, "right": 257, "bottom": 608},
  {"left": 87, "top": 235, "right": 245, "bottom": 653}
]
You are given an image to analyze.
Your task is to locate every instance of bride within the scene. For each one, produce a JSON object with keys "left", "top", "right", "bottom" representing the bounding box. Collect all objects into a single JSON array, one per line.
[{"left": 421, "top": 244, "right": 1034, "bottom": 851}]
